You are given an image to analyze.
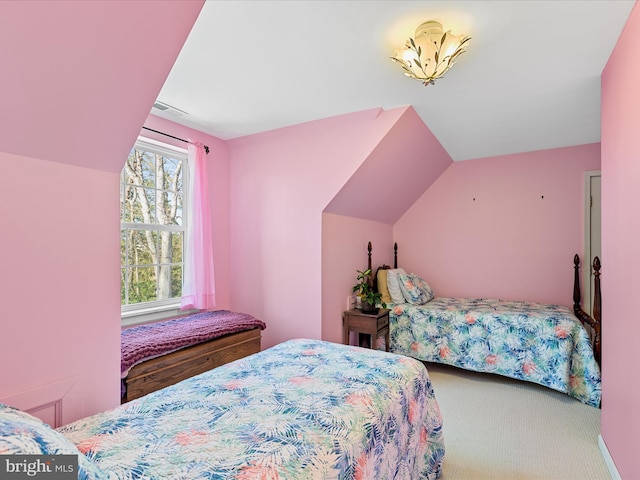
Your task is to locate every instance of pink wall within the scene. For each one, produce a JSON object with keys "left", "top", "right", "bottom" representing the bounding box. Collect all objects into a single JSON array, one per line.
[
  {"left": 321, "top": 214, "right": 393, "bottom": 344},
  {"left": 142, "top": 115, "right": 232, "bottom": 309},
  {"left": 228, "top": 109, "right": 386, "bottom": 348},
  {"left": 0, "top": 1, "right": 203, "bottom": 424},
  {"left": 0, "top": 153, "right": 121, "bottom": 424},
  {"left": 601, "top": 2, "right": 640, "bottom": 477},
  {"left": 394, "top": 144, "right": 601, "bottom": 307},
  {"left": 228, "top": 107, "right": 440, "bottom": 348}
]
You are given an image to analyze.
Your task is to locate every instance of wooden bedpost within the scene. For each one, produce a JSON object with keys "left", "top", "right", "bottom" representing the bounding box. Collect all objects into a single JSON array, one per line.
[
  {"left": 593, "top": 256, "right": 601, "bottom": 331},
  {"left": 367, "top": 241, "right": 373, "bottom": 288},
  {"left": 394, "top": 242, "right": 398, "bottom": 269},
  {"left": 573, "top": 254, "right": 581, "bottom": 315},
  {"left": 572, "top": 254, "right": 602, "bottom": 367},
  {"left": 592, "top": 256, "right": 602, "bottom": 367}
]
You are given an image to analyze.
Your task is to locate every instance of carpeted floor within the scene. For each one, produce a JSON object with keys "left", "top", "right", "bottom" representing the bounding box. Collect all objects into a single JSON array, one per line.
[{"left": 425, "top": 362, "right": 609, "bottom": 480}]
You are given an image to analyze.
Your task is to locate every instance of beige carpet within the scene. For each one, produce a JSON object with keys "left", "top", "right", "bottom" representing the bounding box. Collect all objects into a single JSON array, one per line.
[{"left": 425, "top": 363, "right": 609, "bottom": 480}]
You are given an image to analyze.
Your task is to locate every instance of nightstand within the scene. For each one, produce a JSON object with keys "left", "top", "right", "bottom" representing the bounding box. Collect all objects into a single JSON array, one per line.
[{"left": 343, "top": 308, "right": 389, "bottom": 352}]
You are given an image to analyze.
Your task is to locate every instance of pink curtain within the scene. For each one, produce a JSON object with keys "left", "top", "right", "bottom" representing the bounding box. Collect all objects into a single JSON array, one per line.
[{"left": 180, "top": 142, "right": 216, "bottom": 310}]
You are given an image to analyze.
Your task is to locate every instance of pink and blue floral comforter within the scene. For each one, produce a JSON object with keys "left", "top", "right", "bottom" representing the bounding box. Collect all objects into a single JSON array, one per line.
[
  {"left": 390, "top": 298, "right": 601, "bottom": 407},
  {"left": 58, "top": 339, "right": 445, "bottom": 479}
]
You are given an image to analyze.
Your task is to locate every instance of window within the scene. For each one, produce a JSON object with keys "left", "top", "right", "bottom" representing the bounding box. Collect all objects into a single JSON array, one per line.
[{"left": 120, "top": 138, "right": 188, "bottom": 313}]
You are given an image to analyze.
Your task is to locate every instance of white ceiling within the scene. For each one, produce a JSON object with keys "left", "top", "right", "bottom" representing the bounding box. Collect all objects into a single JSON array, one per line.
[{"left": 153, "top": 0, "right": 635, "bottom": 161}]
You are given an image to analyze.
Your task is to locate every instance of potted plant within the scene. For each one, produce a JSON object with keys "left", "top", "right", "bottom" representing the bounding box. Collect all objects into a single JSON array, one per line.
[{"left": 352, "top": 269, "right": 386, "bottom": 314}]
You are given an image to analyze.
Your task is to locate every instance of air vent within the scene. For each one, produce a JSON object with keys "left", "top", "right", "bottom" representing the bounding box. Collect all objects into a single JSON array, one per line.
[{"left": 152, "top": 101, "right": 188, "bottom": 117}]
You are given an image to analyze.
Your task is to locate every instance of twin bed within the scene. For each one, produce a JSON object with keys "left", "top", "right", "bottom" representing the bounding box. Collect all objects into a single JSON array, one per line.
[
  {"left": 368, "top": 242, "right": 602, "bottom": 407},
  {"left": 2, "top": 339, "right": 445, "bottom": 479}
]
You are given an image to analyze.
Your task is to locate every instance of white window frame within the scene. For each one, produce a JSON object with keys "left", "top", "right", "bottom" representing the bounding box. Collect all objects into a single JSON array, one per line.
[{"left": 120, "top": 137, "right": 192, "bottom": 325}]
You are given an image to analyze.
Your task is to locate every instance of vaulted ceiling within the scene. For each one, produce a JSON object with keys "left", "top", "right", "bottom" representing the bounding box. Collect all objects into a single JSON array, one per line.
[{"left": 152, "top": 0, "right": 635, "bottom": 161}]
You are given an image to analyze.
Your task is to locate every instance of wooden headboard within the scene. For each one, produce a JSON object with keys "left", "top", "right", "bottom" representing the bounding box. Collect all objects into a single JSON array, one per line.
[
  {"left": 366, "top": 241, "right": 396, "bottom": 293},
  {"left": 366, "top": 241, "right": 398, "bottom": 272}
]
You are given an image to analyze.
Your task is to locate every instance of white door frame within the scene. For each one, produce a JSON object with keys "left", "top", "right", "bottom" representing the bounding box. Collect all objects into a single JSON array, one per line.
[{"left": 583, "top": 170, "right": 601, "bottom": 316}]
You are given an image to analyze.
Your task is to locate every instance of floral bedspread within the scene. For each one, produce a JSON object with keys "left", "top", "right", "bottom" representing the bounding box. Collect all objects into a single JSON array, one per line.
[
  {"left": 390, "top": 298, "right": 601, "bottom": 407},
  {"left": 59, "top": 339, "right": 445, "bottom": 479}
]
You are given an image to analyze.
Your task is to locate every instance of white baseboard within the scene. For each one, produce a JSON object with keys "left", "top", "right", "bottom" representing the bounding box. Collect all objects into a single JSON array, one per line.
[{"left": 599, "top": 434, "right": 621, "bottom": 480}]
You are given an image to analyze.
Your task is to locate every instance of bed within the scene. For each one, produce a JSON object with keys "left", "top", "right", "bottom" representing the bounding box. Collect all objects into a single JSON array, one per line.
[
  {"left": 367, "top": 242, "right": 602, "bottom": 407},
  {"left": 1, "top": 339, "right": 445, "bottom": 479},
  {"left": 121, "top": 310, "right": 266, "bottom": 402}
]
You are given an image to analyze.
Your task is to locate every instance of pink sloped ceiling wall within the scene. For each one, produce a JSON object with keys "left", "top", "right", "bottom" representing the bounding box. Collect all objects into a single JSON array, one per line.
[
  {"left": 394, "top": 143, "right": 600, "bottom": 307},
  {"left": 325, "top": 106, "right": 452, "bottom": 224},
  {"left": 601, "top": 2, "right": 640, "bottom": 477},
  {"left": 0, "top": 1, "right": 203, "bottom": 424},
  {"left": 0, "top": 0, "right": 204, "bottom": 173}
]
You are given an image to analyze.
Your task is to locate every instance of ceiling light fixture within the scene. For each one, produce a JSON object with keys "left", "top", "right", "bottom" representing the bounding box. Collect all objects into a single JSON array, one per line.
[{"left": 391, "top": 20, "right": 470, "bottom": 86}]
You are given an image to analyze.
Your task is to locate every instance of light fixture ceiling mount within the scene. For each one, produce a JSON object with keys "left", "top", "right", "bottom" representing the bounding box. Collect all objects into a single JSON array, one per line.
[{"left": 391, "top": 20, "right": 470, "bottom": 86}]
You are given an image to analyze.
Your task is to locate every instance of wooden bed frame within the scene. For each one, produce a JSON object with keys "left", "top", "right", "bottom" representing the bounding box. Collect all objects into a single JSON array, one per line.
[
  {"left": 366, "top": 241, "right": 602, "bottom": 366},
  {"left": 122, "top": 327, "right": 261, "bottom": 403},
  {"left": 573, "top": 254, "right": 602, "bottom": 366}
]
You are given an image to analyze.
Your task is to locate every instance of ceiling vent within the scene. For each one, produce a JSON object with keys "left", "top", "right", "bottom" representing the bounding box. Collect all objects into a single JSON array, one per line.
[{"left": 152, "top": 101, "right": 188, "bottom": 117}]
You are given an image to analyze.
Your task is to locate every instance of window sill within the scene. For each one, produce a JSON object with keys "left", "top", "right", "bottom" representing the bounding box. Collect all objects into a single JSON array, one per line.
[{"left": 121, "top": 303, "right": 199, "bottom": 328}]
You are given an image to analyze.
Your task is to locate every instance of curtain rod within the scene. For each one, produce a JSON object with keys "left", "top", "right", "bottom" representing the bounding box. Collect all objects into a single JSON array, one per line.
[{"left": 142, "top": 126, "right": 209, "bottom": 154}]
